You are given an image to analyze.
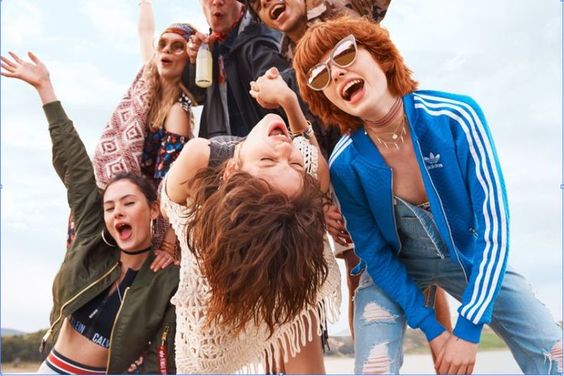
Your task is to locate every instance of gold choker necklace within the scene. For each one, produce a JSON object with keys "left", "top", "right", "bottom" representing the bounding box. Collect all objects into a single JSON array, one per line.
[
  {"left": 364, "top": 98, "right": 407, "bottom": 150},
  {"left": 369, "top": 115, "right": 406, "bottom": 150}
]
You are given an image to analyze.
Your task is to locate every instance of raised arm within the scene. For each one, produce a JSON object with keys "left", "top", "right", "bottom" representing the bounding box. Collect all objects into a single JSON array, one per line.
[
  {"left": 250, "top": 67, "right": 329, "bottom": 192},
  {"left": 164, "top": 138, "right": 211, "bottom": 205},
  {"left": 1, "top": 52, "right": 101, "bottom": 240},
  {"left": 138, "top": 0, "right": 155, "bottom": 64}
]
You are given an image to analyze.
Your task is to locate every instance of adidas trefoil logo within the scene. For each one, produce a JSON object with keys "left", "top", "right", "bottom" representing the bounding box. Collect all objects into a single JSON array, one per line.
[{"left": 424, "top": 152, "right": 443, "bottom": 169}]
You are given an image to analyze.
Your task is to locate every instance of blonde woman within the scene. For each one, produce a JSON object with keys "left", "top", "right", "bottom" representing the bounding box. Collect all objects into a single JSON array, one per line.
[{"left": 89, "top": 2, "right": 198, "bottom": 264}]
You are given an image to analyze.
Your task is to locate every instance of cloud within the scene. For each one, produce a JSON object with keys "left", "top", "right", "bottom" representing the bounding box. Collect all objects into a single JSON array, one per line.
[
  {"left": 165, "top": 2, "right": 210, "bottom": 32},
  {"left": 1, "top": 249, "right": 61, "bottom": 331},
  {"left": 79, "top": 0, "right": 138, "bottom": 55},
  {"left": 49, "top": 60, "right": 126, "bottom": 107},
  {"left": 1, "top": 0, "right": 43, "bottom": 46}
]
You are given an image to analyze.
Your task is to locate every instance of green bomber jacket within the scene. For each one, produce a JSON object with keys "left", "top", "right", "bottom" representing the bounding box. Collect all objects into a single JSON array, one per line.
[{"left": 40, "top": 101, "right": 179, "bottom": 374}]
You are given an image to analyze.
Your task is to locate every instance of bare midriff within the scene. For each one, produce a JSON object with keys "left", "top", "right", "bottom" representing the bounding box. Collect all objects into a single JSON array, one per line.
[{"left": 53, "top": 318, "right": 109, "bottom": 369}]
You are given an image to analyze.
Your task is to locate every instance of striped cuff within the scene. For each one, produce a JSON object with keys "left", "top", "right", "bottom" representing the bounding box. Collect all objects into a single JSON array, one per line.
[{"left": 453, "top": 315, "right": 484, "bottom": 344}]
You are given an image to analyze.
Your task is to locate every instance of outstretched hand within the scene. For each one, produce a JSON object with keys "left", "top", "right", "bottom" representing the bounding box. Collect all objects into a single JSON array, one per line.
[
  {"left": 1, "top": 51, "right": 56, "bottom": 104},
  {"left": 1, "top": 51, "right": 50, "bottom": 87}
]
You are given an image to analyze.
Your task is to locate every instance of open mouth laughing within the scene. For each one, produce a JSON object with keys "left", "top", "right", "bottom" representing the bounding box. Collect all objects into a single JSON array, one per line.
[
  {"left": 115, "top": 222, "right": 132, "bottom": 241},
  {"left": 268, "top": 120, "right": 291, "bottom": 140},
  {"left": 269, "top": 2, "right": 286, "bottom": 21},
  {"left": 341, "top": 79, "right": 364, "bottom": 101}
]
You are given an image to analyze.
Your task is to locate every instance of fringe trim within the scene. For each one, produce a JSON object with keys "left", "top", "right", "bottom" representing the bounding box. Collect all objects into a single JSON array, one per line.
[
  {"left": 177, "top": 287, "right": 341, "bottom": 373},
  {"left": 261, "top": 293, "right": 340, "bottom": 372},
  {"left": 236, "top": 242, "right": 342, "bottom": 373},
  {"left": 199, "top": 291, "right": 341, "bottom": 374},
  {"left": 222, "top": 274, "right": 341, "bottom": 373}
]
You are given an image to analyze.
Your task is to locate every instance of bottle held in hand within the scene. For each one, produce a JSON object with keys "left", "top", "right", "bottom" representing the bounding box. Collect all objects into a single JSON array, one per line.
[{"left": 195, "top": 42, "right": 212, "bottom": 88}]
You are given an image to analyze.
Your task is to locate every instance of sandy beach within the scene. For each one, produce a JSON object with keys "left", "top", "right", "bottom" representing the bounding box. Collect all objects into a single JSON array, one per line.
[{"left": 325, "top": 350, "right": 521, "bottom": 374}]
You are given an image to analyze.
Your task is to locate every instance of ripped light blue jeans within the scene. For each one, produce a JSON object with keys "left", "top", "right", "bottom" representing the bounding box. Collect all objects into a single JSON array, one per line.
[{"left": 354, "top": 198, "right": 562, "bottom": 374}]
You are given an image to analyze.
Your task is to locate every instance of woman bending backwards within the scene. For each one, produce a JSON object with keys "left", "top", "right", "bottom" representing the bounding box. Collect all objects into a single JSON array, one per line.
[
  {"left": 293, "top": 16, "right": 562, "bottom": 374},
  {"left": 1, "top": 52, "right": 178, "bottom": 374},
  {"left": 162, "top": 69, "right": 341, "bottom": 373}
]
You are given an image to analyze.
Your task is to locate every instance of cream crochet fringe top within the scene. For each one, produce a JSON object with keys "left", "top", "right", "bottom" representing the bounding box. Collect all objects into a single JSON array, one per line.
[{"left": 161, "top": 138, "right": 341, "bottom": 373}]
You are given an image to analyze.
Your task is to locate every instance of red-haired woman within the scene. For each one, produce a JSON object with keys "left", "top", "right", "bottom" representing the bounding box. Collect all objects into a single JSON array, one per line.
[{"left": 293, "top": 16, "right": 562, "bottom": 374}]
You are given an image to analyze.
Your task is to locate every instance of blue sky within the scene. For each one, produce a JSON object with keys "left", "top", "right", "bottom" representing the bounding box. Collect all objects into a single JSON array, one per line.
[{"left": 1, "top": 0, "right": 561, "bottom": 336}]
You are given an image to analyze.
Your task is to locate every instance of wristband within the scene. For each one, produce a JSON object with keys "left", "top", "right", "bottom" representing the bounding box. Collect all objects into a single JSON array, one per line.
[{"left": 290, "top": 121, "right": 314, "bottom": 140}]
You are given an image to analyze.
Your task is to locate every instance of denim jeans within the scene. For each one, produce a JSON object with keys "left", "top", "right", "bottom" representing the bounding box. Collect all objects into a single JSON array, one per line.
[{"left": 354, "top": 198, "right": 562, "bottom": 374}]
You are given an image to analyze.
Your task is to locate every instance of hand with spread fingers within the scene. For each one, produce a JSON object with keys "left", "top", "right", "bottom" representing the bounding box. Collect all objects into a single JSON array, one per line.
[
  {"left": 1, "top": 51, "right": 49, "bottom": 88},
  {"left": 1, "top": 51, "right": 57, "bottom": 104}
]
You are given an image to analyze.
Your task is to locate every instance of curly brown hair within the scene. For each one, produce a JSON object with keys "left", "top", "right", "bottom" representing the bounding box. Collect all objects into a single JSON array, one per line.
[
  {"left": 185, "top": 164, "right": 328, "bottom": 335},
  {"left": 293, "top": 16, "right": 418, "bottom": 134}
]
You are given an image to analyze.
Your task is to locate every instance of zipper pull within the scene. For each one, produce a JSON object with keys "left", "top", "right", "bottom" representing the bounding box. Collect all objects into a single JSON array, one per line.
[
  {"left": 39, "top": 329, "right": 53, "bottom": 353},
  {"left": 160, "top": 325, "right": 169, "bottom": 346}
]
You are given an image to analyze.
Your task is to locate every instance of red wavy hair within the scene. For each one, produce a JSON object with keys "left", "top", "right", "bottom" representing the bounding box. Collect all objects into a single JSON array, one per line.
[{"left": 293, "top": 16, "right": 418, "bottom": 133}]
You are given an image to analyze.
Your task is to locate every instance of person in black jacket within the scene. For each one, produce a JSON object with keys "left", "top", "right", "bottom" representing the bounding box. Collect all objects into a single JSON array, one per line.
[{"left": 183, "top": 0, "right": 289, "bottom": 138}]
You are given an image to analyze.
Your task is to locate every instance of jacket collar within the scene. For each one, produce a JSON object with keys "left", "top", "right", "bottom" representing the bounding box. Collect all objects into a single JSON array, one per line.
[{"left": 351, "top": 127, "right": 386, "bottom": 167}]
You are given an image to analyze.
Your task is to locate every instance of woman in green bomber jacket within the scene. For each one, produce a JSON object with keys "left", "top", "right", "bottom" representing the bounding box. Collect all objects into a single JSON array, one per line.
[{"left": 1, "top": 51, "right": 179, "bottom": 374}]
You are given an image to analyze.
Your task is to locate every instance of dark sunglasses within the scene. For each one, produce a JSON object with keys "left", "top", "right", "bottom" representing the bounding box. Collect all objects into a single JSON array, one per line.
[
  {"left": 306, "top": 34, "right": 357, "bottom": 91},
  {"left": 155, "top": 38, "right": 187, "bottom": 55}
]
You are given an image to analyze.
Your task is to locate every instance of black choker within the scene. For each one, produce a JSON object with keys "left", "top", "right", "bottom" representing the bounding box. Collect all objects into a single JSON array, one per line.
[{"left": 121, "top": 246, "right": 152, "bottom": 255}]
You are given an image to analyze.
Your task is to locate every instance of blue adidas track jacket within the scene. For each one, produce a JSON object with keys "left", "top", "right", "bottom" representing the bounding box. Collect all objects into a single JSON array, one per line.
[{"left": 329, "top": 90, "right": 509, "bottom": 343}]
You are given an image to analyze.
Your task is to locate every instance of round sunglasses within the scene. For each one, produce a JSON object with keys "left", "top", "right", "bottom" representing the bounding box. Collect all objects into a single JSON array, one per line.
[
  {"left": 306, "top": 34, "right": 357, "bottom": 91},
  {"left": 155, "top": 38, "right": 187, "bottom": 55}
]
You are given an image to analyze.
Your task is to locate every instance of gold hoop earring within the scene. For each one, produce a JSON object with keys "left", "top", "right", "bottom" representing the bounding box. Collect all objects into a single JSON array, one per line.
[
  {"left": 101, "top": 229, "right": 117, "bottom": 248},
  {"left": 150, "top": 219, "right": 156, "bottom": 239}
]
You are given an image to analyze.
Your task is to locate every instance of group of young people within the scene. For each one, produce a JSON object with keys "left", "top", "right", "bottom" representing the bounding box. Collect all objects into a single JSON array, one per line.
[{"left": 1, "top": 0, "right": 562, "bottom": 374}]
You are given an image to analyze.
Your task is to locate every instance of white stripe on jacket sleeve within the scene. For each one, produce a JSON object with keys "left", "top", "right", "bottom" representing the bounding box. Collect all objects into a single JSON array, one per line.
[
  {"left": 329, "top": 135, "right": 352, "bottom": 168},
  {"left": 414, "top": 93, "right": 508, "bottom": 324}
]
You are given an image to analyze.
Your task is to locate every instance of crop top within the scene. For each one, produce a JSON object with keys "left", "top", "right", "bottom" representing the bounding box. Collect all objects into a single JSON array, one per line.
[{"left": 70, "top": 269, "right": 138, "bottom": 348}]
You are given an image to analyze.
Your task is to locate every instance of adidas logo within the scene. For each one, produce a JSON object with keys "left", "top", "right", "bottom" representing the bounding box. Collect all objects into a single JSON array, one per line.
[{"left": 424, "top": 152, "right": 443, "bottom": 169}]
